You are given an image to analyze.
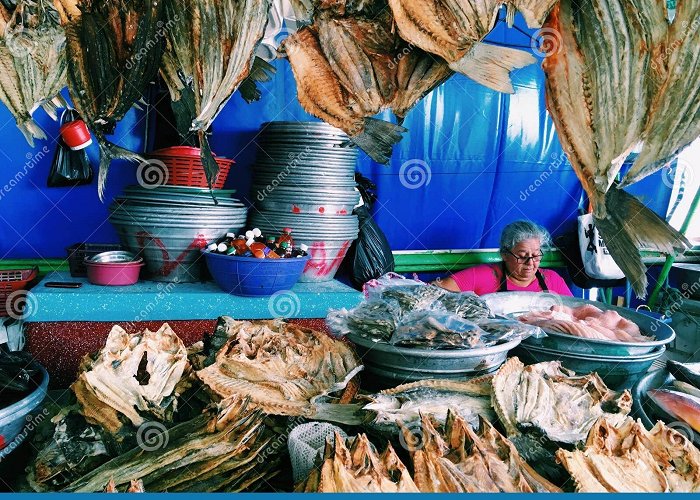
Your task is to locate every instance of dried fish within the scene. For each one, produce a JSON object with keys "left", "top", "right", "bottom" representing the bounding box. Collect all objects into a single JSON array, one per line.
[
  {"left": 297, "top": 432, "right": 419, "bottom": 492},
  {"left": 161, "top": 0, "right": 273, "bottom": 185},
  {"left": 55, "top": 0, "right": 166, "bottom": 199},
  {"left": 386, "top": 0, "right": 558, "bottom": 93},
  {"left": 557, "top": 417, "right": 700, "bottom": 492},
  {"left": 72, "top": 323, "right": 190, "bottom": 434},
  {"left": 197, "top": 319, "right": 361, "bottom": 418},
  {"left": 542, "top": 0, "right": 692, "bottom": 297},
  {"left": 65, "top": 399, "right": 278, "bottom": 492},
  {"left": 492, "top": 358, "right": 632, "bottom": 445},
  {"left": 406, "top": 412, "right": 561, "bottom": 492}
]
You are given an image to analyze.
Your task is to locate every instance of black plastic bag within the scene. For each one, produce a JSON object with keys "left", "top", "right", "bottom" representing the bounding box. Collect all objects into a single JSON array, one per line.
[
  {"left": 342, "top": 174, "right": 394, "bottom": 289},
  {"left": 47, "top": 109, "right": 93, "bottom": 187}
]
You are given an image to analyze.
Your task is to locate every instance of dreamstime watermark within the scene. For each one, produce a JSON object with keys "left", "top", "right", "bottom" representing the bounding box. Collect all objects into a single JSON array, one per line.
[
  {"left": 255, "top": 146, "right": 311, "bottom": 202},
  {"left": 5, "top": 289, "right": 38, "bottom": 320},
  {"left": 529, "top": 292, "right": 564, "bottom": 313},
  {"left": 125, "top": 16, "right": 180, "bottom": 70},
  {"left": 136, "top": 421, "right": 169, "bottom": 452},
  {"left": 0, "top": 408, "right": 50, "bottom": 461},
  {"left": 267, "top": 290, "right": 301, "bottom": 319},
  {"left": 137, "top": 159, "right": 169, "bottom": 189},
  {"left": 0, "top": 146, "right": 50, "bottom": 201},
  {"left": 387, "top": 43, "right": 415, "bottom": 70},
  {"left": 399, "top": 159, "right": 431, "bottom": 189},
  {"left": 652, "top": 276, "right": 700, "bottom": 334},
  {"left": 651, "top": 18, "right": 700, "bottom": 77},
  {"left": 398, "top": 420, "right": 425, "bottom": 452},
  {"left": 256, "top": 415, "right": 306, "bottom": 465},
  {"left": 530, "top": 27, "right": 563, "bottom": 58},
  {"left": 519, "top": 149, "right": 571, "bottom": 201},
  {"left": 133, "top": 279, "right": 180, "bottom": 322},
  {"left": 661, "top": 157, "right": 694, "bottom": 189}
]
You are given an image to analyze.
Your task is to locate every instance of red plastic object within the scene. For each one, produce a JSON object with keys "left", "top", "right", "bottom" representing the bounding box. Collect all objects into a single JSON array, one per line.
[
  {"left": 59, "top": 120, "right": 92, "bottom": 150},
  {"left": 148, "top": 146, "right": 234, "bottom": 189},
  {"left": 85, "top": 259, "right": 144, "bottom": 286},
  {"left": 0, "top": 267, "right": 38, "bottom": 317}
]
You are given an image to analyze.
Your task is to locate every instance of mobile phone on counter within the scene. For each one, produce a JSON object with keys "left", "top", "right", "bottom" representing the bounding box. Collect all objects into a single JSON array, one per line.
[{"left": 44, "top": 282, "right": 83, "bottom": 289}]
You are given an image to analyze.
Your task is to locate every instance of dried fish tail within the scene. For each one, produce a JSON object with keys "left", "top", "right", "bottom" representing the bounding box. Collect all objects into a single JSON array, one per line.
[{"left": 96, "top": 135, "right": 146, "bottom": 201}]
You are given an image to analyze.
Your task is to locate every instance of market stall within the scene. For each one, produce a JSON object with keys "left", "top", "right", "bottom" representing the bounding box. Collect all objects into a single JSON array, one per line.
[{"left": 0, "top": 0, "right": 699, "bottom": 493}]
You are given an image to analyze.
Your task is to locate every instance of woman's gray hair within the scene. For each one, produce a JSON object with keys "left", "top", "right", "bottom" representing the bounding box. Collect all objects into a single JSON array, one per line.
[{"left": 499, "top": 220, "right": 552, "bottom": 252}]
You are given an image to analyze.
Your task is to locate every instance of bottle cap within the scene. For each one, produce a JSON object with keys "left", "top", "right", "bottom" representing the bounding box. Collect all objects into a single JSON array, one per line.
[
  {"left": 225, "top": 232, "right": 235, "bottom": 238},
  {"left": 207, "top": 243, "right": 218, "bottom": 252},
  {"left": 252, "top": 228, "right": 262, "bottom": 237},
  {"left": 246, "top": 239, "right": 255, "bottom": 247},
  {"left": 283, "top": 227, "right": 292, "bottom": 234},
  {"left": 280, "top": 241, "right": 290, "bottom": 249},
  {"left": 299, "top": 243, "right": 308, "bottom": 251},
  {"left": 245, "top": 230, "right": 254, "bottom": 240},
  {"left": 266, "top": 236, "right": 275, "bottom": 242},
  {"left": 225, "top": 247, "right": 237, "bottom": 255},
  {"left": 217, "top": 243, "right": 228, "bottom": 253}
]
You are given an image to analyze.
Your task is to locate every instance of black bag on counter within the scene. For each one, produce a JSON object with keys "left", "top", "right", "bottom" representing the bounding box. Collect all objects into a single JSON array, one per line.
[
  {"left": 343, "top": 174, "right": 395, "bottom": 289},
  {"left": 47, "top": 109, "right": 93, "bottom": 187}
]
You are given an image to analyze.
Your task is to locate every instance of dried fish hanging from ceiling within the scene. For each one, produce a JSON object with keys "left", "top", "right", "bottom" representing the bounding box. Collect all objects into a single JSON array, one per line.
[
  {"left": 281, "top": 0, "right": 453, "bottom": 163},
  {"left": 0, "top": 0, "right": 66, "bottom": 145},
  {"left": 160, "top": 0, "right": 274, "bottom": 185},
  {"left": 542, "top": 0, "right": 693, "bottom": 297},
  {"left": 54, "top": 0, "right": 165, "bottom": 199}
]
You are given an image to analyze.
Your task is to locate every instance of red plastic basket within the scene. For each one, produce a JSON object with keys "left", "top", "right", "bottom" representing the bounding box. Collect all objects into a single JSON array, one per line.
[
  {"left": 148, "top": 146, "right": 234, "bottom": 189},
  {"left": 0, "top": 267, "right": 38, "bottom": 317}
]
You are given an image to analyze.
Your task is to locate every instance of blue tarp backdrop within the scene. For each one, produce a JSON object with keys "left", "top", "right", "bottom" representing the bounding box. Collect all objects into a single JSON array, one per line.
[{"left": 0, "top": 12, "right": 672, "bottom": 260}]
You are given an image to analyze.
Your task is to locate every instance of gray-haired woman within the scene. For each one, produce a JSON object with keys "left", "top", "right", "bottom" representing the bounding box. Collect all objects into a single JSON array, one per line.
[{"left": 435, "top": 220, "right": 573, "bottom": 296}]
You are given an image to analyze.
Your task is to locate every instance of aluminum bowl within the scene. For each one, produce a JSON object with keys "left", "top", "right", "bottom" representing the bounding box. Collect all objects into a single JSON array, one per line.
[
  {"left": 512, "top": 343, "right": 666, "bottom": 389},
  {"left": 481, "top": 292, "right": 675, "bottom": 356},
  {"left": 348, "top": 333, "right": 522, "bottom": 389},
  {"left": 87, "top": 250, "right": 139, "bottom": 263}
]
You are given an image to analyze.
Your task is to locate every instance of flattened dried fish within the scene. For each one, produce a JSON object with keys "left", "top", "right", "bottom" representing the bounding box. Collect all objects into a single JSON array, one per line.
[
  {"left": 542, "top": 0, "right": 691, "bottom": 297},
  {"left": 55, "top": 0, "right": 165, "bottom": 199},
  {"left": 72, "top": 323, "right": 190, "bottom": 434},
  {"left": 386, "top": 0, "right": 558, "bottom": 93},
  {"left": 161, "top": 0, "right": 273, "bottom": 184},
  {"left": 492, "top": 358, "right": 631, "bottom": 444},
  {"left": 558, "top": 417, "right": 700, "bottom": 492},
  {"left": 197, "top": 319, "right": 361, "bottom": 418}
]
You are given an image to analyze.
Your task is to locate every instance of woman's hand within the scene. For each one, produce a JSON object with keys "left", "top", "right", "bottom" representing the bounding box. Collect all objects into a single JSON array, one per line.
[{"left": 431, "top": 276, "right": 460, "bottom": 292}]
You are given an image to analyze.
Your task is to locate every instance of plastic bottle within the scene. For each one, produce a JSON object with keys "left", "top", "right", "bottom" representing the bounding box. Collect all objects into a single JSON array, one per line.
[
  {"left": 231, "top": 236, "right": 250, "bottom": 256},
  {"left": 207, "top": 243, "right": 218, "bottom": 252},
  {"left": 265, "top": 236, "right": 277, "bottom": 250},
  {"left": 252, "top": 228, "right": 264, "bottom": 242},
  {"left": 216, "top": 243, "right": 228, "bottom": 253},
  {"left": 279, "top": 227, "right": 294, "bottom": 247},
  {"left": 293, "top": 243, "right": 308, "bottom": 257},
  {"left": 249, "top": 241, "right": 268, "bottom": 258},
  {"left": 279, "top": 241, "right": 292, "bottom": 258}
]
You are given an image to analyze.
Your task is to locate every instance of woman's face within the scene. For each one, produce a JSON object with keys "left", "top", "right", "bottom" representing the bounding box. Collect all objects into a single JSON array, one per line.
[{"left": 502, "top": 238, "right": 543, "bottom": 281}]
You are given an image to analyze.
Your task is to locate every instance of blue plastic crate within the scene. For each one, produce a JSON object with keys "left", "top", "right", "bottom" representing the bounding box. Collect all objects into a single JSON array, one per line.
[{"left": 203, "top": 250, "right": 309, "bottom": 296}]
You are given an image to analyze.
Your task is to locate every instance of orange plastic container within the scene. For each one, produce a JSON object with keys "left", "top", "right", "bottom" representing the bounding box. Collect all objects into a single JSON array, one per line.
[{"left": 148, "top": 146, "right": 234, "bottom": 189}]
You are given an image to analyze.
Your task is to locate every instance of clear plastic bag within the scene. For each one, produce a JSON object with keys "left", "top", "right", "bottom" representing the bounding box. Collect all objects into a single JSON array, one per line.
[
  {"left": 326, "top": 299, "right": 401, "bottom": 342},
  {"left": 390, "top": 310, "right": 488, "bottom": 349},
  {"left": 477, "top": 318, "right": 546, "bottom": 344}
]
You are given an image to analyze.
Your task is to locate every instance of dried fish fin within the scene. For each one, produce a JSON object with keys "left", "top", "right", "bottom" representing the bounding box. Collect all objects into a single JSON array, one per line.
[
  {"left": 238, "top": 56, "right": 275, "bottom": 103},
  {"left": 596, "top": 188, "right": 691, "bottom": 298},
  {"left": 448, "top": 41, "right": 535, "bottom": 94},
  {"left": 96, "top": 138, "right": 146, "bottom": 201},
  {"left": 349, "top": 117, "right": 406, "bottom": 164}
]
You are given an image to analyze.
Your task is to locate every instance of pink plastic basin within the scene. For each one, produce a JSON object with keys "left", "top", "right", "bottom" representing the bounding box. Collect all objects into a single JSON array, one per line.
[{"left": 84, "top": 258, "right": 144, "bottom": 286}]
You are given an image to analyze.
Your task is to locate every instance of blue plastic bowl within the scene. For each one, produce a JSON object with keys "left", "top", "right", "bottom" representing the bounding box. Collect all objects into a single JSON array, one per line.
[{"left": 203, "top": 249, "right": 310, "bottom": 296}]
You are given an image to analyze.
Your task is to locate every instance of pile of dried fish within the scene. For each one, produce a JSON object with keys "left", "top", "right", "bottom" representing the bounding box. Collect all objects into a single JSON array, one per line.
[
  {"left": 160, "top": 0, "right": 273, "bottom": 183},
  {"left": 72, "top": 323, "right": 191, "bottom": 435},
  {"left": 55, "top": 0, "right": 166, "bottom": 199},
  {"left": 297, "top": 432, "right": 419, "bottom": 492},
  {"left": 386, "top": 0, "right": 558, "bottom": 93},
  {"left": 558, "top": 417, "right": 700, "bottom": 492},
  {"left": 104, "top": 480, "right": 144, "bottom": 493},
  {"left": 492, "top": 358, "right": 632, "bottom": 445},
  {"left": 407, "top": 413, "right": 561, "bottom": 492},
  {"left": 64, "top": 399, "right": 279, "bottom": 493},
  {"left": 0, "top": 0, "right": 66, "bottom": 144},
  {"left": 361, "top": 377, "right": 496, "bottom": 436},
  {"left": 282, "top": 0, "right": 451, "bottom": 162},
  {"left": 197, "top": 318, "right": 362, "bottom": 418},
  {"left": 542, "top": 0, "right": 694, "bottom": 297}
]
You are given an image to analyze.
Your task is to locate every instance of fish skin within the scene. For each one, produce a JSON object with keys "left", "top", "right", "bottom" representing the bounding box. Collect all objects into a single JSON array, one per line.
[
  {"left": 648, "top": 389, "right": 700, "bottom": 434},
  {"left": 542, "top": 0, "right": 690, "bottom": 298},
  {"left": 387, "top": 0, "right": 555, "bottom": 93}
]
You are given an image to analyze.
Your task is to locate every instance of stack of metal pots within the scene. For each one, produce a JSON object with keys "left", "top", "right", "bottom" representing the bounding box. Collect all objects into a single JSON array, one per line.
[
  {"left": 109, "top": 185, "right": 248, "bottom": 282},
  {"left": 249, "top": 121, "right": 360, "bottom": 282}
]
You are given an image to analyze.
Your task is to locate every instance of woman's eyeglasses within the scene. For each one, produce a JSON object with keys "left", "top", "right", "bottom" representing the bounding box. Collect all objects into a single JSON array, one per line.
[{"left": 505, "top": 249, "right": 544, "bottom": 264}]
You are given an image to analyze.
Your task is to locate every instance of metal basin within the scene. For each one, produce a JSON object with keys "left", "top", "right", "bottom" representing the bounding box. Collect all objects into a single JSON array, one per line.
[
  {"left": 482, "top": 292, "right": 675, "bottom": 356},
  {"left": 348, "top": 333, "right": 521, "bottom": 389},
  {"left": 512, "top": 343, "right": 666, "bottom": 390}
]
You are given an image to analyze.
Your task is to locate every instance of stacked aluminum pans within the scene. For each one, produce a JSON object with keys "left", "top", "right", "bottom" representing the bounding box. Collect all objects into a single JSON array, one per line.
[
  {"left": 250, "top": 122, "right": 360, "bottom": 282},
  {"left": 109, "top": 185, "right": 247, "bottom": 282}
]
